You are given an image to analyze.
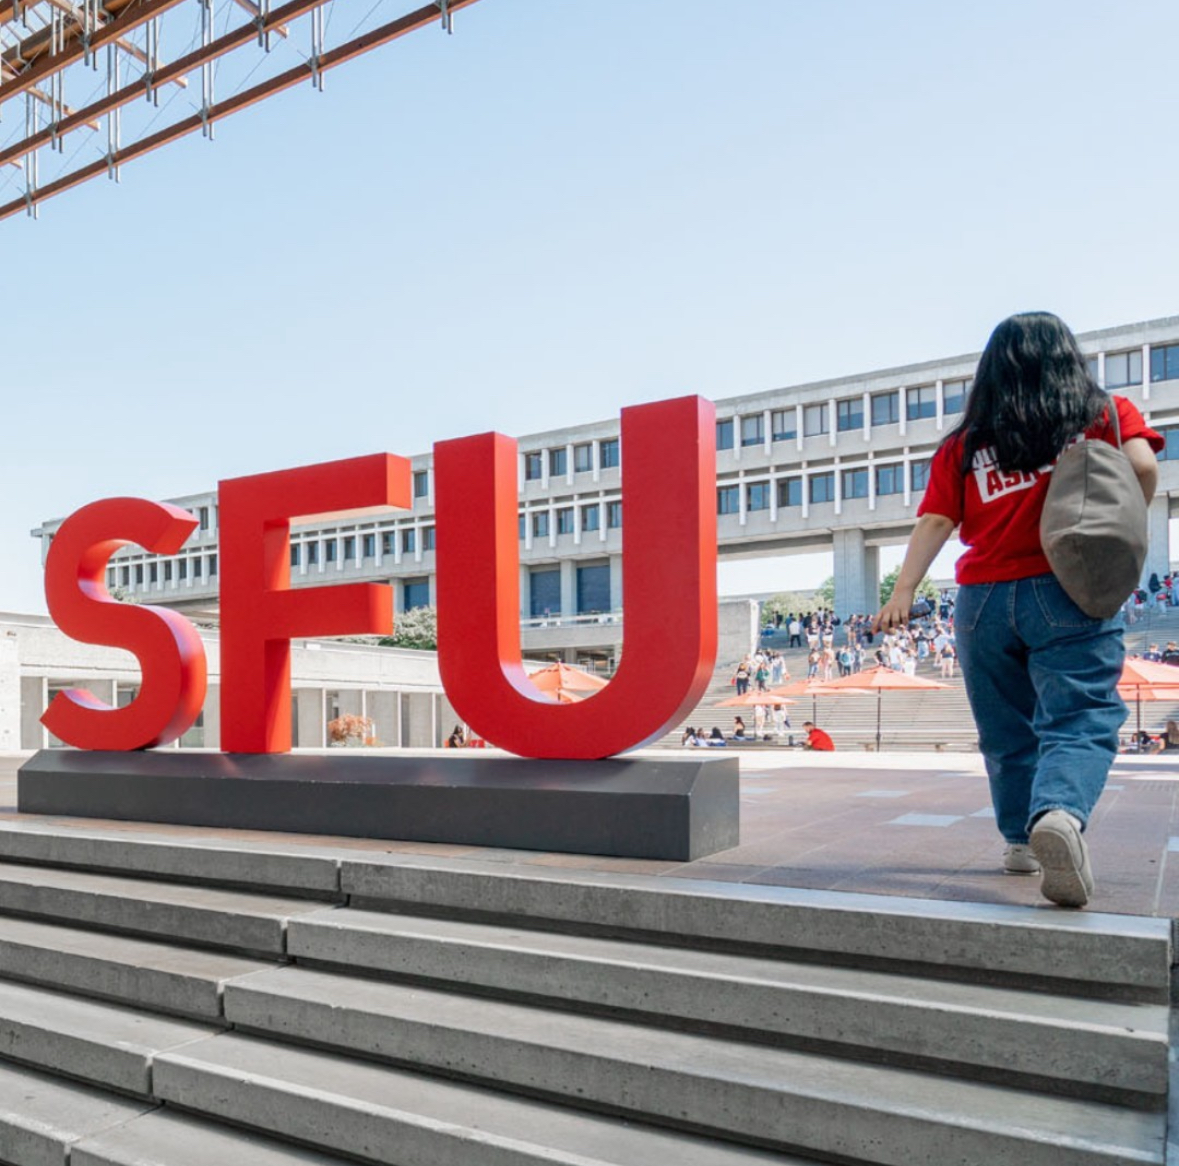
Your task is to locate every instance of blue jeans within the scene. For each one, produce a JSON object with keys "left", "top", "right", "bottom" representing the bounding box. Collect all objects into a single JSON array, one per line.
[{"left": 954, "top": 574, "right": 1125, "bottom": 844}]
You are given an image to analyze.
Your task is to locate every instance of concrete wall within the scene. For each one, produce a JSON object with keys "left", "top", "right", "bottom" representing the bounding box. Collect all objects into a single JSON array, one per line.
[{"left": 718, "top": 599, "right": 758, "bottom": 667}]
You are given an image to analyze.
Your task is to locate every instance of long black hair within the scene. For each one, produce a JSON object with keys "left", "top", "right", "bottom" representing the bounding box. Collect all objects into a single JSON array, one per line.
[{"left": 950, "top": 312, "right": 1107, "bottom": 473}]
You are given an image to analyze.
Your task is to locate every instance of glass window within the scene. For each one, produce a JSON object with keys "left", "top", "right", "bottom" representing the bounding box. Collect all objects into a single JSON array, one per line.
[
  {"left": 582, "top": 503, "right": 601, "bottom": 531},
  {"left": 290, "top": 544, "right": 301, "bottom": 567},
  {"left": 716, "top": 419, "right": 734, "bottom": 450},
  {"left": 740, "top": 414, "right": 764, "bottom": 447},
  {"left": 149, "top": 563, "right": 158, "bottom": 583},
  {"left": 401, "top": 529, "right": 416, "bottom": 554},
  {"left": 344, "top": 535, "right": 356, "bottom": 560},
  {"left": 574, "top": 443, "right": 593, "bottom": 473},
  {"left": 530, "top": 569, "right": 561, "bottom": 618},
  {"left": 809, "top": 472, "right": 835, "bottom": 504},
  {"left": 746, "top": 482, "right": 770, "bottom": 511},
  {"left": 576, "top": 563, "right": 611, "bottom": 614},
  {"left": 717, "top": 486, "right": 740, "bottom": 515},
  {"left": 120, "top": 565, "right": 130, "bottom": 586},
  {"left": 198, "top": 506, "right": 210, "bottom": 530},
  {"left": 163, "top": 561, "right": 172, "bottom": 582},
  {"left": 911, "top": 459, "right": 931, "bottom": 491},
  {"left": 135, "top": 563, "right": 144, "bottom": 584},
  {"left": 871, "top": 391, "right": 899, "bottom": 427},
  {"left": 362, "top": 533, "right": 375, "bottom": 558},
  {"left": 1086, "top": 356, "right": 1100, "bottom": 381},
  {"left": 207, "top": 554, "right": 217, "bottom": 577},
  {"left": 803, "top": 403, "right": 828, "bottom": 437},
  {"left": 600, "top": 438, "right": 620, "bottom": 468},
  {"left": 842, "top": 468, "right": 868, "bottom": 499},
  {"left": 907, "top": 385, "right": 937, "bottom": 421},
  {"left": 307, "top": 542, "right": 319, "bottom": 565},
  {"left": 549, "top": 448, "right": 568, "bottom": 477},
  {"left": 876, "top": 464, "right": 904, "bottom": 496},
  {"left": 193, "top": 557, "right": 202, "bottom": 578},
  {"left": 178, "top": 559, "right": 187, "bottom": 581},
  {"left": 524, "top": 452, "right": 543, "bottom": 481},
  {"left": 943, "top": 378, "right": 971, "bottom": 415},
  {"left": 413, "top": 470, "right": 429, "bottom": 498},
  {"left": 423, "top": 526, "right": 435, "bottom": 551},
  {"left": 771, "top": 408, "right": 797, "bottom": 442},
  {"left": 607, "top": 500, "right": 622, "bottom": 528},
  {"left": 381, "top": 532, "right": 394, "bottom": 556},
  {"left": 518, "top": 514, "right": 526, "bottom": 540},
  {"left": 325, "top": 540, "right": 338, "bottom": 563},
  {"left": 403, "top": 578, "right": 430, "bottom": 610},
  {"left": 1104, "top": 350, "right": 1142, "bottom": 389},
  {"left": 532, "top": 512, "right": 550, "bottom": 538},
  {"left": 1156, "top": 427, "right": 1179, "bottom": 462},
  {"left": 1150, "top": 344, "right": 1179, "bottom": 383},
  {"left": 777, "top": 478, "right": 802, "bottom": 507},
  {"left": 836, "top": 397, "right": 863, "bottom": 432},
  {"left": 556, "top": 507, "right": 574, "bottom": 534}
]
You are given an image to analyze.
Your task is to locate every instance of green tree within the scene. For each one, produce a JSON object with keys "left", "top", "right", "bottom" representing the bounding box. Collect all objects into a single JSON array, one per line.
[
  {"left": 814, "top": 575, "right": 836, "bottom": 608},
  {"left": 380, "top": 605, "right": 438, "bottom": 651},
  {"left": 878, "top": 566, "right": 938, "bottom": 608},
  {"left": 760, "top": 592, "right": 815, "bottom": 625}
]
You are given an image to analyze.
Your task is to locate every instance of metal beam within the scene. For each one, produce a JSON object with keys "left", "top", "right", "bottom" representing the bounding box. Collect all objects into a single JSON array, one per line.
[{"left": 0, "top": 0, "right": 483, "bottom": 221}]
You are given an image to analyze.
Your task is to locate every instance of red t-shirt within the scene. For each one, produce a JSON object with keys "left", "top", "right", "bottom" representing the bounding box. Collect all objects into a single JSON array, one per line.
[
  {"left": 918, "top": 396, "right": 1162, "bottom": 585},
  {"left": 806, "top": 727, "right": 835, "bottom": 751}
]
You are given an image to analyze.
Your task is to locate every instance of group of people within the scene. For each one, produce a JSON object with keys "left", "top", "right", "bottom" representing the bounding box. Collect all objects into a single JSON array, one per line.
[
  {"left": 682, "top": 720, "right": 833, "bottom": 750},
  {"left": 731, "top": 651, "right": 788, "bottom": 693}
]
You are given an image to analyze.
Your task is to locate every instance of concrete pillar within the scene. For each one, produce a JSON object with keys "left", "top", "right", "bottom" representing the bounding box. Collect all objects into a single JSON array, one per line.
[
  {"left": 0, "top": 634, "right": 19, "bottom": 753},
  {"left": 833, "top": 528, "right": 880, "bottom": 618},
  {"left": 559, "top": 560, "right": 576, "bottom": 617},
  {"left": 336, "top": 690, "right": 364, "bottom": 717},
  {"left": 294, "top": 688, "right": 325, "bottom": 748},
  {"left": 1145, "top": 495, "right": 1170, "bottom": 586},
  {"left": 21, "top": 676, "right": 45, "bottom": 750},
  {"left": 401, "top": 692, "right": 433, "bottom": 747},
  {"left": 202, "top": 683, "right": 221, "bottom": 750},
  {"left": 368, "top": 691, "right": 400, "bottom": 747},
  {"left": 717, "top": 599, "right": 758, "bottom": 665},
  {"left": 519, "top": 564, "right": 530, "bottom": 620},
  {"left": 609, "top": 554, "right": 623, "bottom": 612}
]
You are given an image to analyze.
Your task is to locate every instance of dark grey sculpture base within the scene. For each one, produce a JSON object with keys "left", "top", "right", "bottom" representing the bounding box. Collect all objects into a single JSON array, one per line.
[{"left": 17, "top": 750, "right": 740, "bottom": 861}]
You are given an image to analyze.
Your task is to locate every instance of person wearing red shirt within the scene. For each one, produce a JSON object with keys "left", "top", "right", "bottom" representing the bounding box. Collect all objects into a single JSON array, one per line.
[
  {"left": 875, "top": 313, "right": 1161, "bottom": 909},
  {"left": 802, "top": 721, "right": 835, "bottom": 751}
]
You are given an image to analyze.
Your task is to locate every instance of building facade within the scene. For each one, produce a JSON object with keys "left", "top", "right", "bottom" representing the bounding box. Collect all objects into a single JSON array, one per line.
[{"left": 33, "top": 316, "right": 1179, "bottom": 661}]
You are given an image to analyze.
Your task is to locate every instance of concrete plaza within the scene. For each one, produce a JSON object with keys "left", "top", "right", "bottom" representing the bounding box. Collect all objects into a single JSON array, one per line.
[{"left": 2, "top": 748, "right": 1176, "bottom": 920}]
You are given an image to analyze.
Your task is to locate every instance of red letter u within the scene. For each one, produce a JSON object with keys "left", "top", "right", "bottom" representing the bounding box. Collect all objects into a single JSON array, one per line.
[{"left": 434, "top": 395, "right": 717, "bottom": 759}]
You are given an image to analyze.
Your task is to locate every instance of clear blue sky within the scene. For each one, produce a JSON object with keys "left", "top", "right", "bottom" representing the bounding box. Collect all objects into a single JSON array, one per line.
[{"left": 4, "top": 0, "right": 1176, "bottom": 612}]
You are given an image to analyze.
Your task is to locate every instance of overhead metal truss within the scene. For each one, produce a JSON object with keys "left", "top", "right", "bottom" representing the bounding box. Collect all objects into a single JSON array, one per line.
[{"left": 0, "top": 0, "right": 479, "bottom": 221}]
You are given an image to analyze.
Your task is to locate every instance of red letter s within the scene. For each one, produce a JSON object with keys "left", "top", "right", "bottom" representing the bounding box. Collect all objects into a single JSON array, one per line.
[{"left": 42, "top": 499, "right": 208, "bottom": 751}]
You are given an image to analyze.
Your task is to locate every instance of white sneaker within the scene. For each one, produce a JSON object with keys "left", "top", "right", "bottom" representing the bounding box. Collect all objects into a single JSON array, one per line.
[
  {"left": 1030, "top": 811, "right": 1094, "bottom": 908},
  {"left": 1002, "top": 843, "right": 1040, "bottom": 875}
]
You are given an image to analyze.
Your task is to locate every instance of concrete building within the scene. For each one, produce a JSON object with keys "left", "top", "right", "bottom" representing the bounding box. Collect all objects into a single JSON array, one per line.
[{"left": 33, "top": 315, "right": 1179, "bottom": 659}]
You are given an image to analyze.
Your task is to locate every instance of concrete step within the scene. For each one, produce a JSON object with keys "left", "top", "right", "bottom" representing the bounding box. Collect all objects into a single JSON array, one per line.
[
  {"left": 0, "top": 819, "right": 340, "bottom": 896},
  {"left": 337, "top": 855, "right": 1174, "bottom": 1000},
  {"left": 154, "top": 1031, "right": 809, "bottom": 1166},
  {"left": 0, "top": 914, "right": 278, "bottom": 1020},
  {"left": 155, "top": 1027, "right": 1166, "bottom": 1166},
  {"left": 0, "top": 1059, "right": 155, "bottom": 1166},
  {"left": 284, "top": 908, "right": 1170, "bottom": 1101},
  {"left": 70, "top": 1109, "right": 368, "bottom": 1166},
  {"left": 0, "top": 862, "right": 332, "bottom": 955},
  {"left": 0, "top": 978, "right": 217, "bottom": 1095}
]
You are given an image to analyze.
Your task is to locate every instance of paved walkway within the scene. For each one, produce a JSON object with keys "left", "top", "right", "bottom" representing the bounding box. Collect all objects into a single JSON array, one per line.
[{"left": 1, "top": 749, "right": 1177, "bottom": 919}]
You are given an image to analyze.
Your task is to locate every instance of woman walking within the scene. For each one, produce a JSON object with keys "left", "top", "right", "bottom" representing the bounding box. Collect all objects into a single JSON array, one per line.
[{"left": 875, "top": 313, "right": 1160, "bottom": 907}]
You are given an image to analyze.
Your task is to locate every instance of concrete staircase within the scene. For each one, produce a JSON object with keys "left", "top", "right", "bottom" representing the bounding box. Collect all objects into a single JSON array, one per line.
[{"left": 0, "top": 817, "right": 1172, "bottom": 1165}]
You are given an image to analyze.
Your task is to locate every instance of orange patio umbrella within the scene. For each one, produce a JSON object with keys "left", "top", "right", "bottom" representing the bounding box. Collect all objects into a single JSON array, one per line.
[
  {"left": 526, "top": 662, "right": 609, "bottom": 703},
  {"left": 1117, "top": 658, "right": 1179, "bottom": 740},
  {"left": 823, "top": 666, "right": 950, "bottom": 752},
  {"left": 715, "top": 691, "right": 798, "bottom": 708},
  {"left": 771, "top": 678, "right": 869, "bottom": 722}
]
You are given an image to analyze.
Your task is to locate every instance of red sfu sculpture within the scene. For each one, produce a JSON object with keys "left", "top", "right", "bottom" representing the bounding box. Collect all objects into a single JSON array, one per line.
[{"left": 40, "top": 396, "right": 719, "bottom": 759}]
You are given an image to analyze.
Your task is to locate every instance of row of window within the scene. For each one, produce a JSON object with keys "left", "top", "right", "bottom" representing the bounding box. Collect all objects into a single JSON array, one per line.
[
  {"left": 109, "top": 554, "right": 219, "bottom": 589},
  {"left": 523, "top": 501, "right": 622, "bottom": 539},
  {"left": 523, "top": 438, "right": 621, "bottom": 482},
  {"left": 290, "top": 528, "right": 436, "bottom": 566},
  {"left": 718, "top": 460, "right": 931, "bottom": 514},
  {"left": 528, "top": 562, "right": 612, "bottom": 618},
  {"left": 717, "top": 381, "right": 970, "bottom": 450}
]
